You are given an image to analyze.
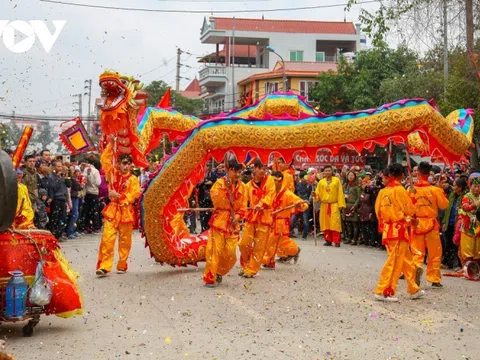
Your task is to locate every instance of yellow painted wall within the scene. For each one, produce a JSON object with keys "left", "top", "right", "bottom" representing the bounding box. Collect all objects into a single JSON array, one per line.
[{"left": 238, "top": 75, "right": 318, "bottom": 104}]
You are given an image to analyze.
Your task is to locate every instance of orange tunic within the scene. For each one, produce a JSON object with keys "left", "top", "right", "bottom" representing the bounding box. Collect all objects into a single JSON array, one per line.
[
  {"left": 375, "top": 180, "right": 415, "bottom": 242},
  {"left": 101, "top": 144, "right": 141, "bottom": 224},
  {"left": 272, "top": 188, "right": 308, "bottom": 236},
  {"left": 209, "top": 177, "right": 247, "bottom": 234},
  {"left": 244, "top": 175, "right": 276, "bottom": 225},
  {"left": 409, "top": 178, "right": 449, "bottom": 234}
]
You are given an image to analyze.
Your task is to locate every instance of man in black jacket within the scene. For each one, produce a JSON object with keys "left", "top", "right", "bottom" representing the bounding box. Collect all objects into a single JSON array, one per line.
[{"left": 47, "top": 159, "right": 70, "bottom": 240}]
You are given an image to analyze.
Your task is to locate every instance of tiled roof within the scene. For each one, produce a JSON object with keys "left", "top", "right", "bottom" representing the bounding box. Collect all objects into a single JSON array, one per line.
[
  {"left": 183, "top": 78, "right": 200, "bottom": 92},
  {"left": 179, "top": 78, "right": 201, "bottom": 99},
  {"left": 212, "top": 17, "right": 356, "bottom": 35},
  {"left": 238, "top": 61, "right": 337, "bottom": 85}
]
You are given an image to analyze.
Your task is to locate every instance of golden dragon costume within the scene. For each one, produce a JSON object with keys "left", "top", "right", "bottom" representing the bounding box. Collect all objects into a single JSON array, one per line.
[{"left": 99, "top": 70, "right": 474, "bottom": 267}]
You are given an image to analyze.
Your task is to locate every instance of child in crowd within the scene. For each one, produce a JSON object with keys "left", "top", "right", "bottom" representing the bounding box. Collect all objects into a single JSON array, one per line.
[{"left": 35, "top": 188, "right": 49, "bottom": 229}]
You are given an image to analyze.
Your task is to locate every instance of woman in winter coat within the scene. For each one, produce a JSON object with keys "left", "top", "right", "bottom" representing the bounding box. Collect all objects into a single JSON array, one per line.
[{"left": 342, "top": 171, "right": 362, "bottom": 245}]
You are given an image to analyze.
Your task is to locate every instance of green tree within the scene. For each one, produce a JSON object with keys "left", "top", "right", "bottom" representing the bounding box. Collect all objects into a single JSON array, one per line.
[
  {"left": 311, "top": 43, "right": 420, "bottom": 113},
  {"left": 0, "top": 123, "right": 8, "bottom": 149},
  {"left": 35, "top": 121, "right": 56, "bottom": 150},
  {"left": 143, "top": 80, "right": 204, "bottom": 116}
]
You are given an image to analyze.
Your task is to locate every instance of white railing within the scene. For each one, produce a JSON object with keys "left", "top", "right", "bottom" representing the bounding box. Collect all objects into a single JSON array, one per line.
[{"left": 199, "top": 66, "right": 227, "bottom": 80}]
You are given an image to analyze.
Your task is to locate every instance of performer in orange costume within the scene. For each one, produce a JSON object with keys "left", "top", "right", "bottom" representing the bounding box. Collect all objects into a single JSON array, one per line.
[
  {"left": 277, "top": 157, "right": 294, "bottom": 192},
  {"left": 374, "top": 164, "right": 424, "bottom": 302},
  {"left": 239, "top": 159, "right": 275, "bottom": 278},
  {"left": 409, "top": 162, "right": 448, "bottom": 288},
  {"left": 262, "top": 171, "right": 308, "bottom": 269},
  {"left": 203, "top": 159, "right": 247, "bottom": 288},
  {"left": 96, "top": 143, "right": 141, "bottom": 276},
  {"left": 313, "top": 165, "right": 345, "bottom": 247}
]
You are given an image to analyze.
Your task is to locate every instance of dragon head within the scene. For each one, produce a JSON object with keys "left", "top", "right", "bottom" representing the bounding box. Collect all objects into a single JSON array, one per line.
[{"left": 99, "top": 70, "right": 144, "bottom": 112}]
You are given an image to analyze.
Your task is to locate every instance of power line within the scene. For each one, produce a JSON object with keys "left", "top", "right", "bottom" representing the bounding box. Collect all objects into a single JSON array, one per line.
[
  {"left": 40, "top": 0, "right": 380, "bottom": 14},
  {"left": 139, "top": 55, "right": 177, "bottom": 77}
]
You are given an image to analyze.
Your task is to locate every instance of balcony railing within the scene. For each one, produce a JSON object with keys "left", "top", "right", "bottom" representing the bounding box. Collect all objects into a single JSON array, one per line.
[{"left": 199, "top": 66, "right": 227, "bottom": 80}]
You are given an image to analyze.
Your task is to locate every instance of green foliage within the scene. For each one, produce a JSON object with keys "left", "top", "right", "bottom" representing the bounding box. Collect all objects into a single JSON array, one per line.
[
  {"left": 311, "top": 44, "right": 421, "bottom": 113},
  {"left": 143, "top": 80, "right": 204, "bottom": 116},
  {"left": 143, "top": 80, "right": 198, "bottom": 162},
  {"left": 35, "top": 121, "right": 56, "bottom": 150},
  {"left": 0, "top": 121, "right": 22, "bottom": 149}
]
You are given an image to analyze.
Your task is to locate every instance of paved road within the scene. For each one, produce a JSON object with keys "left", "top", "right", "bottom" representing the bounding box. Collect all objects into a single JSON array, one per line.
[{"left": 1, "top": 232, "right": 479, "bottom": 360}]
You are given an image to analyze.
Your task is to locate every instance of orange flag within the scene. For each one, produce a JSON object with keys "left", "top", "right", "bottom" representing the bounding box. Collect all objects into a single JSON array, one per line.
[{"left": 157, "top": 88, "right": 171, "bottom": 108}]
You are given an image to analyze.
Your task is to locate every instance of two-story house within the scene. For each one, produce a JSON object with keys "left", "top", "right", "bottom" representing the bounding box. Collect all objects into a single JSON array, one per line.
[{"left": 199, "top": 16, "right": 365, "bottom": 114}]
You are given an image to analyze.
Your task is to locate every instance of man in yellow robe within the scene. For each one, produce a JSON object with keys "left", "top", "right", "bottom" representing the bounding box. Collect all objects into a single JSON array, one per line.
[
  {"left": 374, "top": 164, "right": 424, "bottom": 302},
  {"left": 239, "top": 159, "right": 275, "bottom": 278},
  {"left": 13, "top": 168, "right": 35, "bottom": 229},
  {"left": 96, "top": 143, "right": 141, "bottom": 276},
  {"left": 313, "top": 165, "right": 345, "bottom": 247},
  {"left": 203, "top": 160, "right": 247, "bottom": 287},
  {"left": 409, "top": 162, "right": 449, "bottom": 288},
  {"left": 262, "top": 171, "right": 308, "bottom": 269}
]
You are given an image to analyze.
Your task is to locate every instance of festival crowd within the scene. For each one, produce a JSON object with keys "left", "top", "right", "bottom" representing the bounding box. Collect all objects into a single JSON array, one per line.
[{"left": 9, "top": 146, "right": 479, "bottom": 298}]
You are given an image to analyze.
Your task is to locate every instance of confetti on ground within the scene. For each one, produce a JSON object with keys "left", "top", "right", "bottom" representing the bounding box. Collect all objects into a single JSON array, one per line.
[{"left": 165, "top": 337, "right": 172, "bottom": 344}]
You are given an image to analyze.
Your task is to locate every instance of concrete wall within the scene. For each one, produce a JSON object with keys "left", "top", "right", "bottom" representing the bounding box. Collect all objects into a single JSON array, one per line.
[{"left": 223, "top": 31, "right": 361, "bottom": 70}]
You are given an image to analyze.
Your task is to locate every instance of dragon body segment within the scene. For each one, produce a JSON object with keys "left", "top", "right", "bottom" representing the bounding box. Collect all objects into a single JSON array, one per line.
[{"left": 100, "top": 72, "right": 474, "bottom": 266}]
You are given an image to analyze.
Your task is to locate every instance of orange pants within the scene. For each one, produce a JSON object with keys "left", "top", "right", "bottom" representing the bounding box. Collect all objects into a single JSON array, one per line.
[
  {"left": 203, "top": 229, "right": 238, "bottom": 284},
  {"left": 239, "top": 223, "right": 270, "bottom": 276},
  {"left": 411, "top": 230, "right": 442, "bottom": 283},
  {"left": 375, "top": 240, "right": 419, "bottom": 296},
  {"left": 263, "top": 234, "right": 298, "bottom": 266},
  {"left": 96, "top": 219, "right": 133, "bottom": 272}
]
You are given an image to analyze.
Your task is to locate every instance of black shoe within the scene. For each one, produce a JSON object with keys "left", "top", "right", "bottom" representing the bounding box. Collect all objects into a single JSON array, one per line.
[
  {"left": 432, "top": 282, "right": 443, "bottom": 288},
  {"left": 324, "top": 241, "right": 332, "bottom": 246},
  {"left": 96, "top": 269, "right": 108, "bottom": 277},
  {"left": 216, "top": 274, "right": 223, "bottom": 284},
  {"left": 293, "top": 248, "right": 301, "bottom": 264},
  {"left": 301, "top": 236, "right": 307, "bottom": 241},
  {"left": 334, "top": 243, "right": 341, "bottom": 247}
]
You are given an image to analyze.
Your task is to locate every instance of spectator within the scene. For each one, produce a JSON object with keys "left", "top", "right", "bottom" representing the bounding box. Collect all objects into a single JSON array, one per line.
[
  {"left": 290, "top": 171, "right": 312, "bottom": 240},
  {"left": 139, "top": 167, "right": 150, "bottom": 187},
  {"left": 66, "top": 169, "right": 84, "bottom": 239},
  {"left": 358, "top": 178, "right": 376, "bottom": 247},
  {"left": 36, "top": 159, "right": 50, "bottom": 192},
  {"left": 34, "top": 188, "right": 49, "bottom": 229},
  {"left": 48, "top": 159, "right": 70, "bottom": 241},
  {"left": 40, "top": 149, "right": 52, "bottom": 167},
  {"left": 21, "top": 154, "right": 38, "bottom": 207},
  {"left": 81, "top": 157, "right": 102, "bottom": 233},
  {"left": 441, "top": 177, "right": 468, "bottom": 269},
  {"left": 343, "top": 171, "right": 361, "bottom": 245}
]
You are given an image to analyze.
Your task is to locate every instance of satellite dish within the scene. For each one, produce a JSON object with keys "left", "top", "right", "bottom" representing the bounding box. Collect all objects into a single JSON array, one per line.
[{"left": 0, "top": 150, "right": 18, "bottom": 231}]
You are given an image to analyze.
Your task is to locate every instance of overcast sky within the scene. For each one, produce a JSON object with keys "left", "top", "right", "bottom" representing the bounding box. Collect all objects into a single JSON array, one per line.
[{"left": 0, "top": 0, "right": 379, "bottom": 117}]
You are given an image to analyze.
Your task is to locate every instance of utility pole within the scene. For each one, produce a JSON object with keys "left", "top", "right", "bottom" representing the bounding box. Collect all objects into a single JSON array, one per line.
[
  {"left": 73, "top": 94, "right": 82, "bottom": 119},
  {"left": 84, "top": 79, "right": 92, "bottom": 132},
  {"left": 176, "top": 48, "right": 181, "bottom": 92},
  {"left": 443, "top": 0, "right": 448, "bottom": 93},
  {"left": 466, "top": 0, "right": 474, "bottom": 53}
]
